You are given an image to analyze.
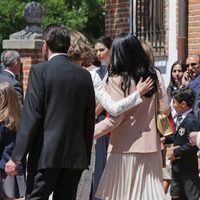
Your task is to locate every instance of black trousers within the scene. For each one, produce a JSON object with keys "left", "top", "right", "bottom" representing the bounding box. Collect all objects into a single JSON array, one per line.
[
  {"left": 25, "top": 168, "right": 83, "bottom": 200},
  {"left": 170, "top": 170, "right": 200, "bottom": 200}
]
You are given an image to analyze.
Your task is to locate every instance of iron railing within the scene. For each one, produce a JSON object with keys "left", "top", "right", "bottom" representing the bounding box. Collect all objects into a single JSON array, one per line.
[{"left": 136, "top": 0, "right": 166, "bottom": 57}]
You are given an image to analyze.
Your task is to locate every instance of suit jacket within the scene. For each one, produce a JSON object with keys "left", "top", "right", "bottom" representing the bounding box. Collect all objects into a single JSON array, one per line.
[
  {"left": 165, "top": 112, "right": 200, "bottom": 172},
  {"left": 11, "top": 55, "right": 95, "bottom": 170},
  {"left": 94, "top": 70, "right": 170, "bottom": 153},
  {"left": 189, "top": 74, "right": 200, "bottom": 116},
  {"left": 0, "top": 70, "right": 23, "bottom": 103}
]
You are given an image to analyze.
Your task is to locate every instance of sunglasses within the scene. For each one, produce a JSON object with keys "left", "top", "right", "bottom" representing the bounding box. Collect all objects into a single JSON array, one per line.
[{"left": 185, "top": 63, "right": 198, "bottom": 68}]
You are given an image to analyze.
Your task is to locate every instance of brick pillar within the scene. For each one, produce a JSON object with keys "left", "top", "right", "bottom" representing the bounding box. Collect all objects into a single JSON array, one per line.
[{"left": 2, "top": 39, "right": 44, "bottom": 94}]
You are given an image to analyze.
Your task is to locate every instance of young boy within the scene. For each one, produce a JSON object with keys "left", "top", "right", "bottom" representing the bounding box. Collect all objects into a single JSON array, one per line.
[{"left": 161, "top": 87, "right": 200, "bottom": 200}]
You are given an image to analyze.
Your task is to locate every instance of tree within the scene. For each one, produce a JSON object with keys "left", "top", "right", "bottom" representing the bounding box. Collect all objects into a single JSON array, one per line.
[
  {"left": 0, "top": 0, "right": 28, "bottom": 49},
  {"left": 41, "top": 0, "right": 105, "bottom": 42},
  {"left": 0, "top": 0, "right": 105, "bottom": 51}
]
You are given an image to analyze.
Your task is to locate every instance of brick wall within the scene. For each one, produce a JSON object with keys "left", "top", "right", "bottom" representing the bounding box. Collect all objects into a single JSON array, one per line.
[
  {"left": 18, "top": 49, "right": 44, "bottom": 93},
  {"left": 188, "top": 1, "right": 200, "bottom": 55},
  {"left": 105, "top": 0, "right": 200, "bottom": 57},
  {"left": 164, "top": 0, "right": 169, "bottom": 57},
  {"left": 105, "top": 0, "right": 130, "bottom": 37},
  {"left": 105, "top": 0, "right": 169, "bottom": 57}
]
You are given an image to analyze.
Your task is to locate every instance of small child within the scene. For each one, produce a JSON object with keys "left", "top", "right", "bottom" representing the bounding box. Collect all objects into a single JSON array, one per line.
[
  {"left": 0, "top": 82, "right": 26, "bottom": 200},
  {"left": 161, "top": 87, "right": 200, "bottom": 200}
]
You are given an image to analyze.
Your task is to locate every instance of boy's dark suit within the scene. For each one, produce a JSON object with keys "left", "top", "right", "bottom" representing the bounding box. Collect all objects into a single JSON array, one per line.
[
  {"left": 165, "top": 111, "right": 200, "bottom": 199},
  {"left": 10, "top": 55, "right": 95, "bottom": 199}
]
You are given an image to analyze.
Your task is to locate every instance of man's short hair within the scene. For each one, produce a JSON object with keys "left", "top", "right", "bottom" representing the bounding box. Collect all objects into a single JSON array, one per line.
[
  {"left": 173, "top": 87, "right": 195, "bottom": 108},
  {"left": 43, "top": 24, "right": 70, "bottom": 53},
  {"left": 1, "top": 50, "right": 20, "bottom": 68}
]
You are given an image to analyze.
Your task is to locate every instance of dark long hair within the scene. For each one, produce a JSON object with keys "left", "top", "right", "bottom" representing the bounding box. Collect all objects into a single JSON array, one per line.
[
  {"left": 96, "top": 36, "right": 113, "bottom": 49},
  {"left": 108, "top": 32, "right": 158, "bottom": 97}
]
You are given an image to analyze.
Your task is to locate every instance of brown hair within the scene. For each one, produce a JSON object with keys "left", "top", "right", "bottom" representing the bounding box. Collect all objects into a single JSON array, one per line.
[
  {"left": 140, "top": 40, "right": 154, "bottom": 64},
  {"left": 68, "top": 30, "right": 94, "bottom": 67},
  {"left": 0, "top": 82, "right": 21, "bottom": 131}
]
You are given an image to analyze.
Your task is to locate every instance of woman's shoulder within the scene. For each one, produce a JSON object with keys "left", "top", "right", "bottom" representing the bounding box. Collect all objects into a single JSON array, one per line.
[{"left": 108, "top": 75, "right": 123, "bottom": 83}]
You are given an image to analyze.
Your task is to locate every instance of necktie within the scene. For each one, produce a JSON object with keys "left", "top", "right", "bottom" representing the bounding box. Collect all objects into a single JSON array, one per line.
[{"left": 176, "top": 115, "right": 183, "bottom": 130}]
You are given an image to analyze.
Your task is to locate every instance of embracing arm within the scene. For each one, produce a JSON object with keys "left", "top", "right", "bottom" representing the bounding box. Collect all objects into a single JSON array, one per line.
[
  {"left": 94, "top": 76, "right": 125, "bottom": 139},
  {"left": 94, "top": 114, "right": 123, "bottom": 139},
  {"left": 92, "top": 71, "right": 152, "bottom": 117}
]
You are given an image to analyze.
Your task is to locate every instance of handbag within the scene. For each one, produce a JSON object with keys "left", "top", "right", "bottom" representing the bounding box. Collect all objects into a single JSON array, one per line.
[
  {"left": 156, "top": 91, "right": 173, "bottom": 136},
  {"left": 156, "top": 113, "right": 173, "bottom": 136}
]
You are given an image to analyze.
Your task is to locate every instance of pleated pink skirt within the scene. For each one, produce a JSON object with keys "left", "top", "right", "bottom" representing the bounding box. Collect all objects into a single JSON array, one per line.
[{"left": 96, "top": 151, "right": 166, "bottom": 200}]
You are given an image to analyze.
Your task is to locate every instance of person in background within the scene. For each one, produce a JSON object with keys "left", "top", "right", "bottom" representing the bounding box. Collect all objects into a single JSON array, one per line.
[
  {"left": 166, "top": 60, "right": 186, "bottom": 128},
  {"left": 167, "top": 61, "right": 186, "bottom": 100},
  {"left": 94, "top": 36, "right": 112, "bottom": 117},
  {"left": 5, "top": 23, "right": 96, "bottom": 200},
  {"left": 95, "top": 36, "right": 112, "bottom": 74},
  {"left": 0, "top": 82, "right": 26, "bottom": 200},
  {"left": 190, "top": 131, "right": 200, "bottom": 149},
  {"left": 0, "top": 51, "right": 23, "bottom": 103},
  {"left": 182, "top": 55, "right": 200, "bottom": 117},
  {"left": 189, "top": 131, "right": 200, "bottom": 177},
  {"left": 182, "top": 55, "right": 200, "bottom": 89},
  {"left": 140, "top": 40, "right": 155, "bottom": 65},
  {"left": 92, "top": 36, "right": 112, "bottom": 200},
  {"left": 161, "top": 87, "right": 200, "bottom": 200},
  {"left": 94, "top": 33, "right": 170, "bottom": 200}
]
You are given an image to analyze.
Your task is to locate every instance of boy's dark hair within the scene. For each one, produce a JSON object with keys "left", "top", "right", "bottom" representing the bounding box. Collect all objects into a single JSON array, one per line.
[{"left": 173, "top": 87, "right": 195, "bottom": 108}]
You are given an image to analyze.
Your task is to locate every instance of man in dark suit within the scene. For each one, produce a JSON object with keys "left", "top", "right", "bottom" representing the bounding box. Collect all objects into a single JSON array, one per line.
[
  {"left": 5, "top": 24, "right": 95, "bottom": 200},
  {"left": 0, "top": 50, "right": 23, "bottom": 103}
]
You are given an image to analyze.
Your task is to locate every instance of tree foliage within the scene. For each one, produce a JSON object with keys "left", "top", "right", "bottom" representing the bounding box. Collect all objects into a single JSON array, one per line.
[{"left": 0, "top": 0, "right": 105, "bottom": 50}]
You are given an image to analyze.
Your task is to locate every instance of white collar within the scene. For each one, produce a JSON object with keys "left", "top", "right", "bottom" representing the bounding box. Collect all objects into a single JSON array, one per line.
[
  {"left": 48, "top": 53, "right": 67, "bottom": 61},
  {"left": 176, "top": 108, "right": 193, "bottom": 123},
  {"left": 4, "top": 69, "right": 15, "bottom": 78}
]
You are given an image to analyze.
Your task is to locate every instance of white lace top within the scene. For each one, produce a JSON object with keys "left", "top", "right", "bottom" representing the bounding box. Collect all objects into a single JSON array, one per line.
[{"left": 90, "top": 70, "right": 143, "bottom": 117}]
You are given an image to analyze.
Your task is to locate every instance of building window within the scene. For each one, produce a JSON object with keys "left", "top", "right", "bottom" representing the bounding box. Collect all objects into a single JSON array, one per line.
[{"left": 136, "top": 0, "right": 166, "bottom": 57}]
